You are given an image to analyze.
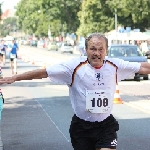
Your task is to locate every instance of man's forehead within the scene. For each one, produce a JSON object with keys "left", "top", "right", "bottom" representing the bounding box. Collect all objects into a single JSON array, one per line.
[{"left": 88, "top": 37, "right": 106, "bottom": 46}]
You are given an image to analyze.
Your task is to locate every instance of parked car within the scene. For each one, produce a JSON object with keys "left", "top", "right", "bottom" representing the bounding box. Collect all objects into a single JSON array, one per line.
[
  {"left": 108, "top": 44, "right": 148, "bottom": 81},
  {"left": 23, "top": 40, "right": 30, "bottom": 46},
  {"left": 77, "top": 41, "right": 86, "bottom": 56},
  {"left": 145, "top": 41, "right": 150, "bottom": 58},
  {"left": 30, "top": 40, "right": 37, "bottom": 47},
  {"left": 145, "top": 49, "right": 150, "bottom": 59},
  {"left": 59, "top": 42, "right": 74, "bottom": 54},
  {"left": 47, "top": 41, "right": 58, "bottom": 51}
]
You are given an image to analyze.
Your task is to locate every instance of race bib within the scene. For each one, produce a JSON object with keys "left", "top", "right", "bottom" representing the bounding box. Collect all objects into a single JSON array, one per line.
[
  {"left": 86, "top": 89, "right": 111, "bottom": 113},
  {"left": 10, "top": 54, "right": 16, "bottom": 58}
]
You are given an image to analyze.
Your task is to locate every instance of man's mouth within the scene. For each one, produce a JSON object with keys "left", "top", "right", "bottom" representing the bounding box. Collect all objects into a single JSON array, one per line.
[{"left": 92, "top": 57, "right": 100, "bottom": 60}]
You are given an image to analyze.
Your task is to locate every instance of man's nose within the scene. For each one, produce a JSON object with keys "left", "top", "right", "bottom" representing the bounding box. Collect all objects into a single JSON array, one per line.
[{"left": 94, "top": 49, "right": 101, "bottom": 55}]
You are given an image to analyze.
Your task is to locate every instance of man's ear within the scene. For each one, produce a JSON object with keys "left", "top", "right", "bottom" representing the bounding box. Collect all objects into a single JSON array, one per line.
[
  {"left": 107, "top": 50, "right": 108, "bottom": 55},
  {"left": 106, "top": 47, "right": 109, "bottom": 55}
]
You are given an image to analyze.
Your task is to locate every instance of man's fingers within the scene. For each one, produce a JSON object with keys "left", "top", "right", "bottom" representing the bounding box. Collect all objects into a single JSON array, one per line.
[
  {"left": 0, "top": 81, "right": 9, "bottom": 84},
  {"left": 0, "top": 77, "right": 15, "bottom": 85},
  {"left": 0, "top": 80, "right": 13, "bottom": 84}
]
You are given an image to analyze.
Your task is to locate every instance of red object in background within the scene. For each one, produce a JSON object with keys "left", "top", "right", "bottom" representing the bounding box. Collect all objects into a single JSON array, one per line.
[
  {"left": 43, "top": 42, "right": 46, "bottom": 48},
  {"left": 29, "top": 37, "right": 33, "bottom": 40},
  {"left": 59, "top": 36, "right": 63, "bottom": 42}
]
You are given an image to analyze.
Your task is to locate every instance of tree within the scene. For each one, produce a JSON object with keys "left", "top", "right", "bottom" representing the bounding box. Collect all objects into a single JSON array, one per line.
[
  {"left": 77, "top": 0, "right": 114, "bottom": 36},
  {"left": 16, "top": 0, "right": 81, "bottom": 37},
  {"left": 106, "top": 0, "right": 150, "bottom": 31},
  {"left": 0, "top": 1, "right": 3, "bottom": 21},
  {"left": 0, "top": 17, "right": 18, "bottom": 37}
]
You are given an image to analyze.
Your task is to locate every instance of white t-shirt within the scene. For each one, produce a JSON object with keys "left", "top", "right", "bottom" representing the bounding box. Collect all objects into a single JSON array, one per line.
[{"left": 46, "top": 56, "right": 141, "bottom": 122}]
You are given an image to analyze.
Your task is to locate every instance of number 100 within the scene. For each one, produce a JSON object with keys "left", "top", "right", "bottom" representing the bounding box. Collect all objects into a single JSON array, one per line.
[{"left": 91, "top": 98, "right": 108, "bottom": 107}]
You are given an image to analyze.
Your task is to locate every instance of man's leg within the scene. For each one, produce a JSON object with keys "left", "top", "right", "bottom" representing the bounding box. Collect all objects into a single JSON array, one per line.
[
  {"left": 0, "top": 55, "right": 3, "bottom": 65},
  {"left": 69, "top": 115, "right": 95, "bottom": 150},
  {"left": 95, "top": 115, "right": 118, "bottom": 150},
  {"left": 3, "top": 54, "right": 5, "bottom": 65},
  {"left": 13, "top": 58, "right": 17, "bottom": 74},
  {"left": 10, "top": 59, "right": 14, "bottom": 74}
]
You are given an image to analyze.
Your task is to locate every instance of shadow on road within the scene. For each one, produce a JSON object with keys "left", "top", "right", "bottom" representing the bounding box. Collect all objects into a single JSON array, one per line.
[{"left": 2, "top": 95, "right": 150, "bottom": 150}]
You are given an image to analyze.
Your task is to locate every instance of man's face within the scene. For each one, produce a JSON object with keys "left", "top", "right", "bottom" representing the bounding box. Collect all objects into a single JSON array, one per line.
[{"left": 86, "top": 37, "right": 107, "bottom": 67}]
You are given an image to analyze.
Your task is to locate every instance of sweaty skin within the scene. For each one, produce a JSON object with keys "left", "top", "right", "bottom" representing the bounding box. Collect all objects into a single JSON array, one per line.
[{"left": 86, "top": 37, "right": 107, "bottom": 67}]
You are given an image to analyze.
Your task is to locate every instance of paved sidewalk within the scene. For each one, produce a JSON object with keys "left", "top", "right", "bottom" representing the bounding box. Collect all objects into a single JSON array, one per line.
[
  {"left": 124, "top": 99, "right": 150, "bottom": 114},
  {"left": 119, "top": 81, "right": 150, "bottom": 115}
]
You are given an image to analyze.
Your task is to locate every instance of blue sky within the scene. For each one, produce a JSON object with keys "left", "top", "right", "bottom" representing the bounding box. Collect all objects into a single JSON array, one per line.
[{"left": 2, "top": 0, "right": 20, "bottom": 11}]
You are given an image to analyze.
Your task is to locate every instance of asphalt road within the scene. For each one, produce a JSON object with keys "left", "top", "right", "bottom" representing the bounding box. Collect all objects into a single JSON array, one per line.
[{"left": 1, "top": 47, "right": 150, "bottom": 150}]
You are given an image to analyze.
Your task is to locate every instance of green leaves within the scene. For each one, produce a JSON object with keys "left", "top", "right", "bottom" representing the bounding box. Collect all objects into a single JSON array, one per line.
[
  {"left": 0, "top": 17, "right": 18, "bottom": 37},
  {"left": 7, "top": 0, "right": 150, "bottom": 37},
  {"left": 77, "top": 0, "right": 114, "bottom": 36},
  {"left": 15, "top": 0, "right": 81, "bottom": 37}
]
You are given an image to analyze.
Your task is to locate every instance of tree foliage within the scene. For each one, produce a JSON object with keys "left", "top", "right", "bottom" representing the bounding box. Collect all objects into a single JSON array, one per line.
[
  {"left": 106, "top": 0, "right": 150, "bottom": 31},
  {"left": 77, "top": 0, "right": 114, "bottom": 36},
  {"left": 2, "top": 0, "right": 150, "bottom": 38},
  {"left": 15, "top": 0, "right": 81, "bottom": 37},
  {"left": 0, "top": 17, "right": 18, "bottom": 37}
]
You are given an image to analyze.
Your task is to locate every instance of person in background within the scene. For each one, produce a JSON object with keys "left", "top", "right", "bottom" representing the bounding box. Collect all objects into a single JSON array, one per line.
[
  {"left": 9, "top": 40, "right": 19, "bottom": 74},
  {"left": 0, "top": 40, "right": 7, "bottom": 66},
  {"left": 0, "top": 41, "right": 2, "bottom": 65}
]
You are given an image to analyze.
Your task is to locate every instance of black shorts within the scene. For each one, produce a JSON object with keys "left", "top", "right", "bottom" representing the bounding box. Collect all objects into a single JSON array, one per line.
[
  {"left": 10, "top": 58, "right": 14, "bottom": 61},
  {"left": 69, "top": 114, "right": 119, "bottom": 150},
  {"left": 0, "top": 51, "right": 6, "bottom": 56},
  {"left": 10, "top": 54, "right": 17, "bottom": 61}
]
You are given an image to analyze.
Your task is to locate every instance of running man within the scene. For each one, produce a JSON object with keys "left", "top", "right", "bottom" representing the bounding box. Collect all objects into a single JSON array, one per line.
[
  {"left": 9, "top": 40, "right": 19, "bottom": 74},
  {"left": 1, "top": 33, "right": 150, "bottom": 150},
  {"left": 0, "top": 40, "right": 7, "bottom": 66}
]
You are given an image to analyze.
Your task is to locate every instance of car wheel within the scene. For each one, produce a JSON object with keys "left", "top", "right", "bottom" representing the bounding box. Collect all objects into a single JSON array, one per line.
[
  {"left": 143, "top": 76, "right": 149, "bottom": 80},
  {"left": 134, "top": 76, "right": 140, "bottom": 81}
]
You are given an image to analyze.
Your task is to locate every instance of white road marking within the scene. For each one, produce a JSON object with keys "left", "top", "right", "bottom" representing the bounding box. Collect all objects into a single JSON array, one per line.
[{"left": 35, "top": 98, "right": 70, "bottom": 142}]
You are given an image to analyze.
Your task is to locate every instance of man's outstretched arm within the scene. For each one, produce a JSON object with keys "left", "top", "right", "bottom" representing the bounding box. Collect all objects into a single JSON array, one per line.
[
  {"left": 138, "top": 62, "right": 150, "bottom": 74},
  {"left": 0, "top": 68, "right": 48, "bottom": 84}
]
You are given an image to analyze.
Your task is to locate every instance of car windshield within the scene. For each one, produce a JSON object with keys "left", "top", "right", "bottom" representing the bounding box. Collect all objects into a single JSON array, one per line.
[
  {"left": 64, "top": 43, "right": 72, "bottom": 46},
  {"left": 108, "top": 46, "right": 143, "bottom": 57}
]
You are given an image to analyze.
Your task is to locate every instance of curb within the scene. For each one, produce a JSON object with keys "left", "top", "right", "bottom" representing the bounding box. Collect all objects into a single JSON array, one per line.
[{"left": 123, "top": 101, "right": 150, "bottom": 115}]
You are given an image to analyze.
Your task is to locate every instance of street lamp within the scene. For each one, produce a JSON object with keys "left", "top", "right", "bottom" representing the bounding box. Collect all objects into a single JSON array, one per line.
[
  {"left": 48, "top": 25, "right": 51, "bottom": 39},
  {"left": 115, "top": 8, "right": 118, "bottom": 32},
  {"left": 61, "top": 24, "right": 64, "bottom": 41}
]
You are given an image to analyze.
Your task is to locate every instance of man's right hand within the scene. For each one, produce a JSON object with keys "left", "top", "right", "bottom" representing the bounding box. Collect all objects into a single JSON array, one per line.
[{"left": 0, "top": 76, "right": 16, "bottom": 85}]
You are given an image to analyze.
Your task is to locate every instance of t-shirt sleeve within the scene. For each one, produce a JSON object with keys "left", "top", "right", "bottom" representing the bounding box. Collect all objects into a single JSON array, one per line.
[
  {"left": 113, "top": 58, "right": 141, "bottom": 82},
  {"left": 46, "top": 58, "right": 78, "bottom": 85}
]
